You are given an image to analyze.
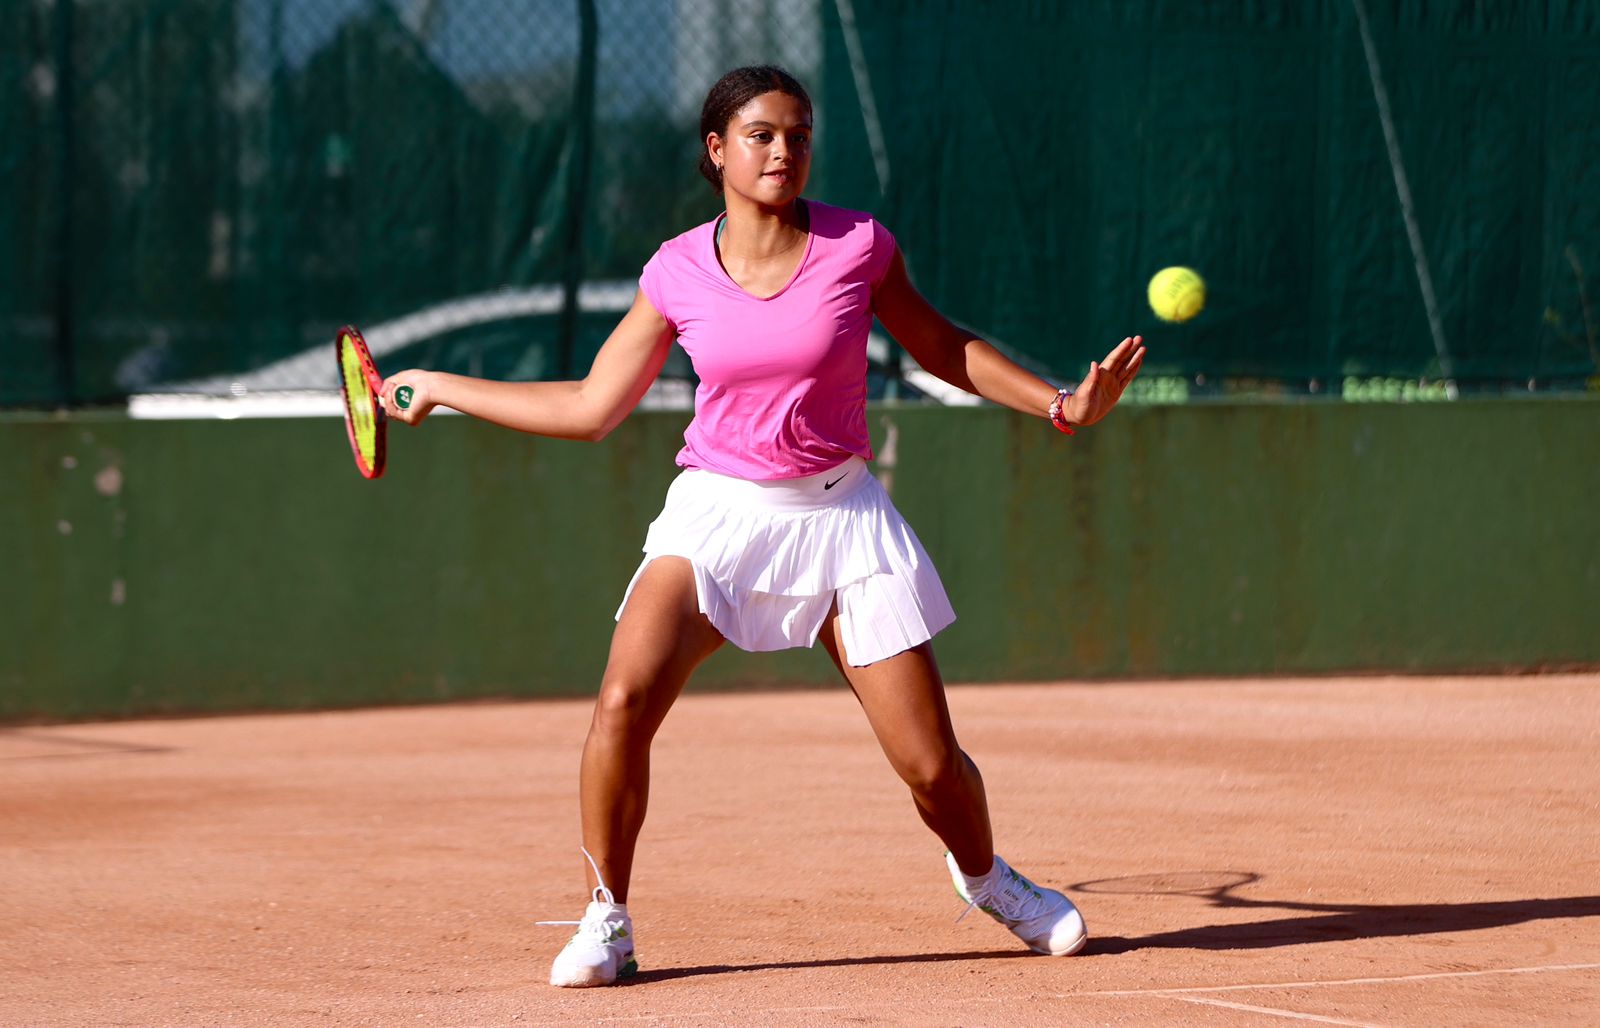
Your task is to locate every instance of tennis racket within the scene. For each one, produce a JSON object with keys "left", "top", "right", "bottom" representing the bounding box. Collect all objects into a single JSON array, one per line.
[
  {"left": 335, "top": 325, "right": 411, "bottom": 479},
  {"left": 1069, "top": 871, "right": 1260, "bottom": 908}
]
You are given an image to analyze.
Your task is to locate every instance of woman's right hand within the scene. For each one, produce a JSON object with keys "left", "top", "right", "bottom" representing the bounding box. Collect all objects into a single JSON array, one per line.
[
  {"left": 365, "top": 290, "right": 673, "bottom": 440},
  {"left": 380, "top": 370, "right": 438, "bottom": 426}
]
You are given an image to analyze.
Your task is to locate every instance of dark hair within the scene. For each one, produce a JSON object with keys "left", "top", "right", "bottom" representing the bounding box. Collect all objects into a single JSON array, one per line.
[{"left": 697, "top": 65, "right": 813, "bottom": 194}]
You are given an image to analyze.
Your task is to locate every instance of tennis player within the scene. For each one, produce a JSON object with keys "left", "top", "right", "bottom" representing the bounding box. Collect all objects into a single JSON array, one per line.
[{"left": 380, "top": 65, "right": 1144, "bottom": 988}]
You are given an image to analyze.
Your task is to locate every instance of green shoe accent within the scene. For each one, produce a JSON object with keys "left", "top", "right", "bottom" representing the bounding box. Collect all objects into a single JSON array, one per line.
[{"left": 619, "top": 958, "right": 639, "bottom": 978}]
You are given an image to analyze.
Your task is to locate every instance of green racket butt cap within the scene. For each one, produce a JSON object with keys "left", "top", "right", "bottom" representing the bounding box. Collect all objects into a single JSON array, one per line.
[{"left": 396, "top": 385, "right": 413, "bottom": 410}]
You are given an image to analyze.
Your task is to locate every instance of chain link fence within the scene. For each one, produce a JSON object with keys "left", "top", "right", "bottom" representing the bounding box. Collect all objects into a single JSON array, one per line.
[
  {"left": 3, "top": 0, "right": 841, "bottom": 412},
  {"left": 4, "top": 0, "right": 1599, "bottom": 411}
]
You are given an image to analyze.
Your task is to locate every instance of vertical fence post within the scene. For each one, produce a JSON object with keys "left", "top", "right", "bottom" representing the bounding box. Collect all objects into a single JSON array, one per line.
[
  {"left": 52, "top": 0, "right": 76, "bottom": 407},
  {"left": 557, "top": 0, "right": 598, "bottom": 378}
]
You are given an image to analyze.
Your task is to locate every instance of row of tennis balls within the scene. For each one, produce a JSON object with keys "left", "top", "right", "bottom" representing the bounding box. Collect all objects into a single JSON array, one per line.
[{"left": 1148, "top": 266, "right": 1206, "bottom": 323}]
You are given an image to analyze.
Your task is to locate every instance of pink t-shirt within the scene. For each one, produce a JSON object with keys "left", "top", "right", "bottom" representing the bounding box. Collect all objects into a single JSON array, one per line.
[{"left": 638, "top": 200, "right": 897, "bottom": 480}]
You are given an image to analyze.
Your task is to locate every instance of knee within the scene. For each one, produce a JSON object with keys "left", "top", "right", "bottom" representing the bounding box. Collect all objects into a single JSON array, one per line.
[
  {"left": 897, "top": 748, "right": 968, "bottom": 799},
  {"left": 590, "top": 677, "right": 655, "bottom": 741}
]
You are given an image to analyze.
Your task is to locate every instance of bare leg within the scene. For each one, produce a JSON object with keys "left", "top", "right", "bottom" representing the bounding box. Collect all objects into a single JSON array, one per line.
[
  {"left": 817, "top": 607, "right": 994, "bottom": 877},
  {"left": 579, "top": 557, "right": 723, "bottom": 902}
]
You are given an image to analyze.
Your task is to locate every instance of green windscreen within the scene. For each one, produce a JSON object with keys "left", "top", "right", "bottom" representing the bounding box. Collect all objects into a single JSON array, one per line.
[{"left": 3, "top": 0, "right": 1597, "bottom": 406}]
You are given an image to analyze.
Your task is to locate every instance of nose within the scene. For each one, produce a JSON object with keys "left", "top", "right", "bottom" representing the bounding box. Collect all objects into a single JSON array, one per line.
[{"left": 771, "top": 136, "right": 788, "bottom": 163}]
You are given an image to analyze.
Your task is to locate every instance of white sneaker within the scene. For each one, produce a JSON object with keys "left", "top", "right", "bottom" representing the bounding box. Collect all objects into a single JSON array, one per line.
[
  {"left": 946, "top": 852, "right": 1087, "bottom": 956},
  {"left": 543, "top": 897, "right": 637, "bottom": 987},
  {"left": 539, "top": 848, "right": 638, "bottom": 987}
]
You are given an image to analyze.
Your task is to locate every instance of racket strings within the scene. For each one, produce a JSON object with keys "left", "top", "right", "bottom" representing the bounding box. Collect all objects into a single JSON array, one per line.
[{"left": 340, "top": 341, "right": 378, "bottom": 465}]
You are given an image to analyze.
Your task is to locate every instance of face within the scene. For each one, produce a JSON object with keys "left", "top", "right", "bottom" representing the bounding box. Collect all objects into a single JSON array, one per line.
[{"left": 707, "top": 90, "right": 813, "bottom": 206}]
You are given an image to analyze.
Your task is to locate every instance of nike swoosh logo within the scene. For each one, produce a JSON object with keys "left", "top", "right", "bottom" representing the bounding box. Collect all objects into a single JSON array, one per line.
[{"left": 823, "top": 473, "right": 848, "bottom": 490}]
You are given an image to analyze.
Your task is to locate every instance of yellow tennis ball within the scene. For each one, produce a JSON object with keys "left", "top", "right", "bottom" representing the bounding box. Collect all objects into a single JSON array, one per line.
[{"left": 1148, "top": 266, "right": 1206, "bottom": 323}]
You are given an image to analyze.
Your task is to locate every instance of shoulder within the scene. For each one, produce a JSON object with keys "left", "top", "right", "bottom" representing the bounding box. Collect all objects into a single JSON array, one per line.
[
  {"left": 806, "top": 200, "right": 897, "bottom": 285},
  {"left": 643, "top": 215, "right": 718, "bottom": 277},
  {"left": 650, "top": 216, "right": 719, "bottom": 268},
  {"left": 806, "top": 200, "right": 891, "bottom": 245},
  {"left": 641, "top": 216, "right": 720, "bottom": 323}
]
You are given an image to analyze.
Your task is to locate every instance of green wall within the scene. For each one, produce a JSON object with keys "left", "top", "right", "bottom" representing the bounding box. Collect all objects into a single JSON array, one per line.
[{"left": 3, "top": 402, "right": 1597, "bottom": 721}]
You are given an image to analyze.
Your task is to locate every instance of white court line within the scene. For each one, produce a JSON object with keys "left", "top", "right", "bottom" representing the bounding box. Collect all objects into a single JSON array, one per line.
[
  {"left": 559, "top": 962, "right": 1600, "bottom": 1025},
  {"left": 1173, "top": 996, "right": 1381, "bottom": 1027},
  {"left": 1100, "top": 961, "right": 1600, "bottom": 997}
]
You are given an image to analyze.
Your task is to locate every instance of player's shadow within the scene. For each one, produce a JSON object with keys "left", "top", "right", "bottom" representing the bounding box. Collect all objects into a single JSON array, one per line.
[
  {"left": 0, "top": 729, "right": 173, "bottom": 760},
  {"left": 1085, "top": 887, "right": 1600, "bottom": 955},
  {"left": 629, "top": 948, "right": 1030, "bottom": 983},
  {"left": 620, "top": 871, "right": 1600, "bottom": 986},
  {"left": 627, "top": 877, "right": 1600, "bottom": 981}
]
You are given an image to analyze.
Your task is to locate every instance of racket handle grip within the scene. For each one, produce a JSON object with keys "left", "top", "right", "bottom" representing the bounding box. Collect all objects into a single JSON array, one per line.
[{"left": 395, "top": 385, "right": 413, "bottom": 410}]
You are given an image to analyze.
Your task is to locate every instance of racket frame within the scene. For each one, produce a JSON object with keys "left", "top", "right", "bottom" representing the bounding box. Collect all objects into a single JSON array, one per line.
[{"left": 336, "top": 325, "right": 387, "bottom": 479}]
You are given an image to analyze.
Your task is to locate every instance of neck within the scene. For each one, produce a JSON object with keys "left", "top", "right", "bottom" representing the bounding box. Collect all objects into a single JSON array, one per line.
[{"left": 719, "top": 197, "right": 807, "bottom": 260}]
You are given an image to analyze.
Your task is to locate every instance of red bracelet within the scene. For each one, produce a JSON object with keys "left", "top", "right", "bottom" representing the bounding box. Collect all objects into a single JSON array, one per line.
[{"left": 1047, "top": 388, "right": 1075, "bottom": 435}]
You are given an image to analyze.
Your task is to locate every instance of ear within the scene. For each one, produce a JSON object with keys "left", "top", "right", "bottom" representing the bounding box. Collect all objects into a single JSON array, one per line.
[{"left": 706, "top": 132, "right": 724, "bottom": 168}]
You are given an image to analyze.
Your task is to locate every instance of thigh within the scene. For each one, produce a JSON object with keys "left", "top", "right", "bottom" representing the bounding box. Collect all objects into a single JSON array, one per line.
[
  {"left": 817, "top": 603, "right": 961, "bottom": 775},
  {"left": 599, "top": 556, "right": 725, "bottom": 729}
]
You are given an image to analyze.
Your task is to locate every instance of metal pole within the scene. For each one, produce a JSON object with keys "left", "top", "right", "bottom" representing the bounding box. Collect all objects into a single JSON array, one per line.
[{"left": 1351, "top": 0, "right": 1457, "bottom": 397}]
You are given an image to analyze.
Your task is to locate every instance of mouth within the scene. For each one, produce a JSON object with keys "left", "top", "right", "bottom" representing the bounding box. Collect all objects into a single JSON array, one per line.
[{"left": 763, "top": 169, "right": 793, "bottom": 183}]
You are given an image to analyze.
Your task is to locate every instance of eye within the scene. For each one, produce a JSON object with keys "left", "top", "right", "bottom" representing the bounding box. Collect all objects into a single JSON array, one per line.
[{"left": 752, "top": 131, "right": 773, "bottom": 143}]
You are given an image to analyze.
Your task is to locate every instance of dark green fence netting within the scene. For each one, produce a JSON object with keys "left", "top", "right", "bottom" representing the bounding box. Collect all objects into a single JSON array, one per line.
[{"left": 3, "top": 0, "right": 1597, "bottom": 406}]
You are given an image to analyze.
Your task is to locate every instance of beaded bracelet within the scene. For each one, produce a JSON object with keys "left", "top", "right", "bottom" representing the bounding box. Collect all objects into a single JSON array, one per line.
[{"left": 1047, "top": 387, "right": 1076, "bottom": 435}]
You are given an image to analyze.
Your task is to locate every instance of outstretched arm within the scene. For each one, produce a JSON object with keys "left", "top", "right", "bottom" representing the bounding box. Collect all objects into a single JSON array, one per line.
[
  {"left": 872, "top": 248, "right": 1144, "bottom": 429},
  {"left": 378, "top": 289, "right": 676, "bottom": 441}
]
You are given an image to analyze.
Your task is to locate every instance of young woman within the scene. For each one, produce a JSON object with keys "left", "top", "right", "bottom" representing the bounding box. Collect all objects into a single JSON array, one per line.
[{"left": 380, "top": 65, "right": 1144, "bottom": 988}]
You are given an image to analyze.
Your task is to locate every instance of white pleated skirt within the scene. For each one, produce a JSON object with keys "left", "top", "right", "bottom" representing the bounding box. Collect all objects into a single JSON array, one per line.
[{"left": 616, "top": 457, "right": 956, "bottom": 666}]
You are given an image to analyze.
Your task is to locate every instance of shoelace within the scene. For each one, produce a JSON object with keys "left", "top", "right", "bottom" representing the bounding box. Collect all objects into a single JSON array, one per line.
[
  {"left": 955, "top": 865, "right": 1053, "bottom": 924},
  {"left": 536, "top": 847, "right": 625, "bottom": 938}
]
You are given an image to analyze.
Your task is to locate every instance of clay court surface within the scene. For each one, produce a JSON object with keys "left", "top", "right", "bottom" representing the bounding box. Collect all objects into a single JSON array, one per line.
[{"left": 3, "top": 674, "right": 1598, "bottom": 1026}]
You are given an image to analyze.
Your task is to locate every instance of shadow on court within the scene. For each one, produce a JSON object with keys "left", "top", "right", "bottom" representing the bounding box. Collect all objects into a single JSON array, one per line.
[
  {"left": 631, "top": 948, "right": 1031, "bottom": 983},
  {"left": 630, "top": 894, "right": 1600, "bottom": 978},
  {"left": 1088, "top": 895, "right": 1600, "bottom": 954},
  {"left": 0, "top": 729, "right": 173, "bottom": 760}
]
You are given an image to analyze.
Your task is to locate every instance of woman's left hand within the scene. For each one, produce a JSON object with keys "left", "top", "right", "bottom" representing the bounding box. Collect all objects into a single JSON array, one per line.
[{"left": 1065, "top": 335, "right": 1145, "bottom": 428}]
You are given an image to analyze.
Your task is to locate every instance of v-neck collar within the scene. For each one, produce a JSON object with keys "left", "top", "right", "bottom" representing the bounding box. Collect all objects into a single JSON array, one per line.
[{"left": 711, "top": 201, "right": 814, "bottom": 302}]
